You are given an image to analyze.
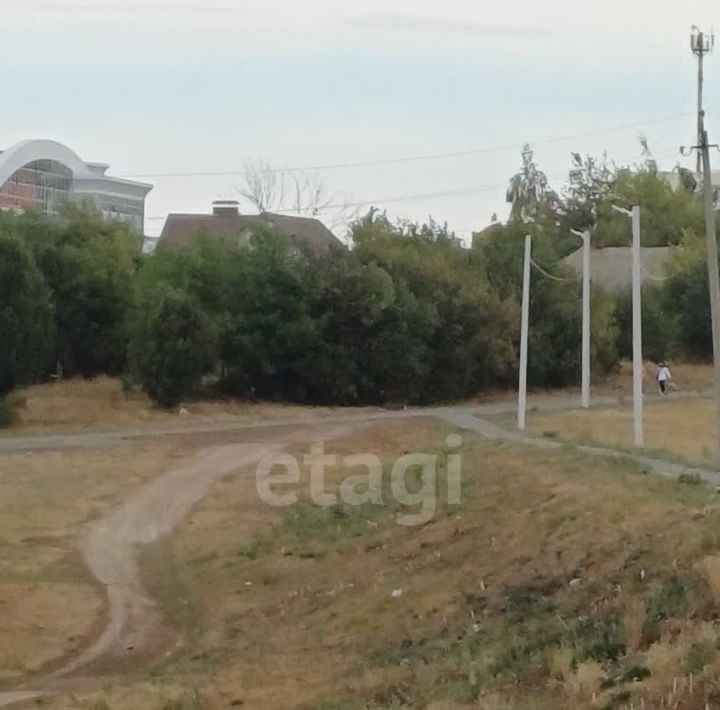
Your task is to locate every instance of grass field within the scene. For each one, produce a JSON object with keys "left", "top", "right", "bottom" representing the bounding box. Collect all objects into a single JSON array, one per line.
[
  {"left": 30, "top": 418, "right": 720, "bottom": 710},
  {"left": 0, "top": 444, "right": 175, "bottom": 685},
  {"left": 529, "top": 398, "right": 719, "bottom": 466},
  {"left": 3, "top": 377, "right": 370, "bottom": 433}
]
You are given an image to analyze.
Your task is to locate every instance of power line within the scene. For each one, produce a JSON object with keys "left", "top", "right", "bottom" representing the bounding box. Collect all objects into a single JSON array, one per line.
[
  {"left": 144, "top": 180, "right": 513, "bottom": 220},
  {"left": 530, "top": 258, "right": 570, "bottom": 282},
  {"left": 125, "top": 112, "right": 690, "bottom": 179},
  {"left": 641, "top": 265, "right": 670, "bottom": 282},
  {"left": 143, "top": 143, "right": 683, "bottom": 222}
]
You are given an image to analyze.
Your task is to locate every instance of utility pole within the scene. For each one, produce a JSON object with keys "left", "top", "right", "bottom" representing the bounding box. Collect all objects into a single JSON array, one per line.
[
  {"left": 518, "top": 234, "right": 531, "bottom": 431},
  {"left": 572, "top": 229, "right": 592, "bottom": 408},
  {"left": 686, "top": 27, "right": 720, "bottom": 451},
  {"left": 701, "top": 124, "right": 720, "bottom": 450},
  {"left": 631, "top": 206, "right": 644, "bottom": 449},
  {"left": 612, "top": 205, "right": 644, "bottom": 448},
  {"left": 692, "top": 27, "right": 715, "bottom": 174}
]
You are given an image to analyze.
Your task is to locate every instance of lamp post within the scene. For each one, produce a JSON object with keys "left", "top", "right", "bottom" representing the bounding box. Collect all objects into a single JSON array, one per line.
[
  {"left": 571, "top": 229, "right": 591, "bottom": 409},
  {"left": 612, "top": 205, "right": 644, "bottom": 448},
  {"left": 518, "top": 234, "right": 531, "bottom": 431}
]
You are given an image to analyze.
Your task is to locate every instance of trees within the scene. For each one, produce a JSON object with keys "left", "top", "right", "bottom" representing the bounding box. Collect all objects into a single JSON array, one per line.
[
  {"left": 130, "top": 290, "right": 215, "bottom": 409},
  {"left": 594, "top": 169, "right": 704, "bottom": 248},
  {"left": 18, "top": 206, "right": 140, "bottom": 377},
  {"left": 0, "top": 233, "right": 54, "bottom": 398},
  {"left": 218, "top": 229, "right": 319, "bottom": 400},
  {"left": 128, "top": 212, "right": 524, "bottom": 406},
  {"left": 351, "top": 213, "right": 517, "bottom": 401},
  {"left": 660, "top": 232, "right": 711, "bottom": 359},
  {"left": 506, "top": 144, "right": 561, "bottom": 226},
  {"left": 614, "top": 284, "right": 673, "bottom": 363},
  {"left": 477, "top": 222, "right": 619, "bottom": 387},
  {"left": 303, "top": 247, "right": 434, "bottom": 405}
]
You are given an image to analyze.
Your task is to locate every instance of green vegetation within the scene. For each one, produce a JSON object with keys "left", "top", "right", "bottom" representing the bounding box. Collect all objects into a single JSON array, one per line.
[
  {"left": 0, "top": 232, "right": 54, "bottom": 421},
  {"left": 0, "top": 143, "right": 716, "bottom": 414},
  {"left": 130, "top": 289, "right": 216, "bottom": 409}
]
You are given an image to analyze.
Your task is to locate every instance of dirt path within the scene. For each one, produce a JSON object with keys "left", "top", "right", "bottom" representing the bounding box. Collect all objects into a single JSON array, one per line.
[
  {"left": 0, "top": 421, "right": 366, "bottom": 708},
  {"left": 0, "top": 392, "right": 662, "bottom": 455},
  {"left": 0, "top": 393, "right": 715, "bottom": 707}
]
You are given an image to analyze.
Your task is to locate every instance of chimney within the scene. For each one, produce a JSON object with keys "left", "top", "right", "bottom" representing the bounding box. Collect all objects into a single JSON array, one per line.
[{"left": 212, "top": 200, "right": 240, "bottom": 217}]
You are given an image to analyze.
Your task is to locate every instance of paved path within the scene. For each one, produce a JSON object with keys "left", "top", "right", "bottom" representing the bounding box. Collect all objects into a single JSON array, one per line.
[
  {"left": 437, "top": 408, "right": 720, "bottom": 486},
  {"left": 0, "top": 392, "right": 675, "bottom": 455}
]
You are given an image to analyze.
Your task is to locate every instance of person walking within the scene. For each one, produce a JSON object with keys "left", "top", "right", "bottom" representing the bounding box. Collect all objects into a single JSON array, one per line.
[{"left": 656, "top": 362, "right": 672, "bottom": 395}]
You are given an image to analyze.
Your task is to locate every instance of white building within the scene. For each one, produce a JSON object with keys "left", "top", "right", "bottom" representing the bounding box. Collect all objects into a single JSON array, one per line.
[{"left": 0, "top": 139, "right": 152, "bottom": 234}]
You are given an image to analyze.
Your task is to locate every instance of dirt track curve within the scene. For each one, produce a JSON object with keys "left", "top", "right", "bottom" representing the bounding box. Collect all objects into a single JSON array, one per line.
[
  {"left": 0, "top": 421, "right": 365, "bottom": 707},
  {"left": 1, "top": 393, "right": 718, "bottom": 707}
]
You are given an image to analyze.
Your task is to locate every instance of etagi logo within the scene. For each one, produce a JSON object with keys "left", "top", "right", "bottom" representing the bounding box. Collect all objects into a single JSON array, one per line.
[{"left": 256, "top": 434, "right": 464, "bottom": 527}]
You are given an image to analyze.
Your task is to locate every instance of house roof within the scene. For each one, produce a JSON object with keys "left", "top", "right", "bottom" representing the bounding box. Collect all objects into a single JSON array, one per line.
[
  {"left": 563, "top": 246, "right": 674, "bottom": 291},
  {"left": 159, "top": 211, "right": 341, "bottom": 252}
]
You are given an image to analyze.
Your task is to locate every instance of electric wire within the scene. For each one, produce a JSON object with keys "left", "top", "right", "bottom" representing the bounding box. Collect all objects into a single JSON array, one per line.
[{"left": 125, "top": 112, "right": 690, "bottom": 179}]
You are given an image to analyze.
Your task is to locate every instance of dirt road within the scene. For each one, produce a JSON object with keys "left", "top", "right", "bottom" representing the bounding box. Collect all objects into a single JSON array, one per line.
[
  {"left": 0, "top": 420, "right": 367, "bottom": 707},
  {"left": 0, "top": 393, "right": 631, "bottom": 455},
  {"left": 0, "top": 393, "right": 716, "bottom": 707}
]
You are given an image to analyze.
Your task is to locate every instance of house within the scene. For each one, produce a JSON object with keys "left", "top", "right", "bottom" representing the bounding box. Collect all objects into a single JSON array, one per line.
[{"left": 158, "top": 200, "right": 341, "bottom": 252}]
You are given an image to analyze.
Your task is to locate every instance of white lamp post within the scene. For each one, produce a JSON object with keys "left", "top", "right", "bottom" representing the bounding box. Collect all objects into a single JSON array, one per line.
[
  {"left": 571, "top": 228, "right": 592, "bottom": 409},
  {"left": 612, "top": 205, "right": 644, "bottom": 448}
]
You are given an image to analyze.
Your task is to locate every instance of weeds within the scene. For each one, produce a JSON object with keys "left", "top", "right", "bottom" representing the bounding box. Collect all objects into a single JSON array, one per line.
[
  {"left": 159, "top": 690, "right": 203, "bottom": 710},
  {"left": 678, "top": 472, "right": 704, "bottom": 487}
]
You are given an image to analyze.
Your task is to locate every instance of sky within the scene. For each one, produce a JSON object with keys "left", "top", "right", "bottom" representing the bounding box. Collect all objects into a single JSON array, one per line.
[{"left": 3, "top": 0, "right": 720, "bottom": 240}]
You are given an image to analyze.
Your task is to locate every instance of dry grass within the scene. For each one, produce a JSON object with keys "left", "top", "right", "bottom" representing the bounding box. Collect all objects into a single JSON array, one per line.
[
  {"left": 602, "top": 361, "right": 714, "bottom": 396},
  {"left": 622, "top": 596, "right": 647, "bottom": 654},
  {"left": 34, "top": 416, "right": 720, "bottom": 710},
  {"left": 0, "top": 444, "right": 175, "bottom": 683},
  {"left": 5, "top": 377, "right": 374, "bottom": 433},
  {"left": 530, "top": 397, "right": 719, "bottom": 465}
]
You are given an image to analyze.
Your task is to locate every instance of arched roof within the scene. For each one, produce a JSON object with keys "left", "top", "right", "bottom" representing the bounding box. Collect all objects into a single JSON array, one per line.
[{"left": 0, "top": 139, "right": 91, "bottom": 188}]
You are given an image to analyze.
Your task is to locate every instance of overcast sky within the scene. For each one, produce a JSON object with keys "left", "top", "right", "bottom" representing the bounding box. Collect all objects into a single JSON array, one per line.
[{"left": 4, "top": 0, "right": 720, "bottom": 238}]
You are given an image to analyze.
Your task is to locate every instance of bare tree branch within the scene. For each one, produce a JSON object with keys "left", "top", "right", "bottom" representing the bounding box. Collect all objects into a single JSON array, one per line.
[
  {"left": 237, "top": 159, "right": 357, "bottom": 236},
  {"left": 237, "top": 159, "right": 286, "bottom": 213}
]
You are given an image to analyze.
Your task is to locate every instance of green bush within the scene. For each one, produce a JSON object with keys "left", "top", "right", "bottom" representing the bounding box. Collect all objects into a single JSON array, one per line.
[
  {"left": 129, "top": 290, "right": 215, "bottom": 408},
  {"left": 614, "top": 284, "right": 675, "bottom": 363}
]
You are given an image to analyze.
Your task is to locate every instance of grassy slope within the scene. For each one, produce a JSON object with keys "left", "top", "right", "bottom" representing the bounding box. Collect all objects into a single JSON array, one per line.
[
  {"left": 3, "top": 377, "right": 373, "bottom": 433},
  {"left": 529, "top": 398, "right": 720, "bottom": 467},
  {"left": 40, "top": 417, "right": 720, "bottom": 710}
]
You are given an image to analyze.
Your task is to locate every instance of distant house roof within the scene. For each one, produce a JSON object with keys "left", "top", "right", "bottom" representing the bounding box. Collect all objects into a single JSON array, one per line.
[
  {"left": 563, "top": 246, "right": 674, "bottom": 291},
  {"left": 159, "top": 202, "right": 341, "bottom": 252}
]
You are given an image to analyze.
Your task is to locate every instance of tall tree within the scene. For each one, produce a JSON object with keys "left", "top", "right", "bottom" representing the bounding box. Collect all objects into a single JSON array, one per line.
[
  {"left": 506, "top": 144, "right": 560, "bottom": 225},
  {"left": 0, "top": 234, "right": 54, "bottom": 396},
  {"left": 22, "top": 206, "right": 141, "bottom": 377}
]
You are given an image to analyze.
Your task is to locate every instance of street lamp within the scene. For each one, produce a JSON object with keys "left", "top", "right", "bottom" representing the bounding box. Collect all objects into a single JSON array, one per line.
[
  {"left": 570, "top": 228, "right": 592, "bottom": 409},
  {"left": 516, "top": 218, "right": 537, "bottom": 431},
  {"left": 612, "top": 204, "right": 644, "bottom": 448}
]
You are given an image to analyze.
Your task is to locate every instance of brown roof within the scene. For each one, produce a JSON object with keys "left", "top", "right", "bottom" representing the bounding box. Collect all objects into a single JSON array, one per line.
[{"left": 159, "top": 211, "right": 341, "bottom": 252}]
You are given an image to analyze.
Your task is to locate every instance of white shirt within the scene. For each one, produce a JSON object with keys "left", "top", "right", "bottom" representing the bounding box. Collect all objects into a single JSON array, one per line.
[{"left": 658, "top": 367, "right": 671, "bottom": 382}]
